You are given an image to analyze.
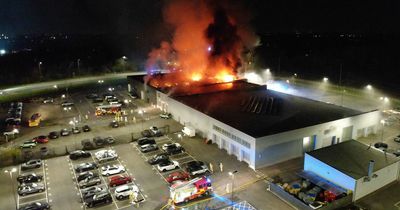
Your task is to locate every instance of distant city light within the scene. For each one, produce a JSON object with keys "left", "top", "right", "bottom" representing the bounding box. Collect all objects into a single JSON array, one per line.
[
  {"left": 0, "top": 49, "right": 6, "bottom": 55},
  {"left": 266, "top": 68, "right": 270, "bottom": 73},
  {"left": 366, "top": 84, "right": 372, "bottom": 90},
  {"left": 323, "top": 77, "right": 328, "bottom": 82},
  {"left": 294, "top": 73, "right": 297, "bottom": 77},
  {"left": 122, "top": 56, "right": 127, "bottom": 60}
]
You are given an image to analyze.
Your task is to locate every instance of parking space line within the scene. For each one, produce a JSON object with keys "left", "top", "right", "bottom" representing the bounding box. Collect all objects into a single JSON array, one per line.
[
  {"left": 18, "top": 197, "right": 47, "bottom": 206},
  {"left": 42, "top": 160, "right": 49, "bottom": 204}
]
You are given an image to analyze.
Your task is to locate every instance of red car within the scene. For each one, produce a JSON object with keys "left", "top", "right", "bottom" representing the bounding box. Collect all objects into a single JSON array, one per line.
[
  {"left": 166, "top": 171, "right": 190, "bottom": 184},
  {"left": 34, "top": 135, "right": 49, "bottom": 144},
  {"left": 109, "top": 174, "right": 132, "bottom": 187}
]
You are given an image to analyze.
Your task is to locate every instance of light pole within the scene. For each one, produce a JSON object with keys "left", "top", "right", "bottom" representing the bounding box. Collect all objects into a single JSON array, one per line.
[
  {"left": 380, "top": 119, "right": 385, "bottom": 142},
  {"left": 4, "top": 168, "right": 17, "bottom": 210},
  {"left": 38, "top": 61, "right": 43, "bottom": 79},
  {"left": 229, "top": 170, "right": 238, "bottom": 205}
]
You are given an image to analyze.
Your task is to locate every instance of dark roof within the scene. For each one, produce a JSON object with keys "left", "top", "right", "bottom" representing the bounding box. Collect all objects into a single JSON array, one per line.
[
  {"left": 307, "top": 140, "right": 400, "bottom": 179},
  {"left": 169, "top": 81, "right": 363, "bottom": 137}
]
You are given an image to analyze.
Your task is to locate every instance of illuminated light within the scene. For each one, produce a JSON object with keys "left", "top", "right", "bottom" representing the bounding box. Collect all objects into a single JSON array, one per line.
[
  {"left": 221, "top": 74, "right": 235, "bottom": 82},
  {"left": 294, "top": 73, "right": 297, "bottom": 77},
  {"left": 0, "top": 49, "right": 6, "bottom": 55},
  {"left": 366, "top": 84, "right": 372, "bottom": 90},
  {"left": 379, "top": 97, "right": 383, "bottom": 100},
  {"left": 191, "top": 74, "right": 202, "bottom": 81},
  {"left": 266, "top": 68, "right": 270, "bottom": 73},
  {"left": 53, "top": 85, "right": 58, "bottom": 89},
  {"left": 384, "top": 97, "right": 389, "bottom": 103},
  {"left": 207, "top": 46, "right": 212, "bottom": 52},
  {"left": 286, "top": 80, "right": 290, "bottom": 84},
  {"left": 323, "top": 77, "right": 328, "bottom": 82}
]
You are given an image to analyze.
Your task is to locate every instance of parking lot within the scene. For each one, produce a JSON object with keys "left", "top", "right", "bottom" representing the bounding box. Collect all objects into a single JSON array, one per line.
[{"left": 0, "top": 81, "right": 295, "bottom": 210}]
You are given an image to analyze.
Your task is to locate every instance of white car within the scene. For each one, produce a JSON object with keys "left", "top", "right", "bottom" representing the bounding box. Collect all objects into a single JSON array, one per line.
[
  {"left": 157, "top": 160, "right": 179, "bottom": 172},
  {"left": 95, "top": 150, "right": 118, "bottom": 163},
  {"left": 162, "top": 143, "right": 181, "bottom": 151},
  {"left": 160, "top": 113, "right": 172, "bottom": 119},
  {"left": 115, "top": 184, "right": 139, "bottom": 200},
  {"left": 101, "top": 165, "right": 125, "bottom": 176}
]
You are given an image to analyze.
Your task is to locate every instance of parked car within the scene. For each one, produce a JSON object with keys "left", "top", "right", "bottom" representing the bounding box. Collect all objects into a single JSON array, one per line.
[
  {"left": 79, "top": 176, "right": 102, "bottom": 189},
  {"left": 166, "top": 171, "right": 190, "bottom": 183},
  {"left": 20, "top": 140, "right": 37, "bottom": 149},
  {"left": 86, "top": 93, "right": 99, "bottom": 99},
  {"left": 61, "top": 101, "right": 74, "bottom": 107},
  {"left": 101, "top": 164, "right": 125, "bottom": 176},
  {"left": 137, "top": 138, "right": 156, "bottom": 146},
  {"left": 149, "top": 126, "right": 162, "bottom": 136},
  {"left": 185, "top": 161, "right": 209, "bottom": 176},
  {"left": 157, "top": 160, "right": 179, "bottom": 172},
  {"left": 83, "top": 125, "right": 91, "bottom": 132},
  {"left": 60, "top": 128, "right": 70, "bottom": 136},
  {"left": 160, "top": 113, "right": 172, "bottom": 119},
  {"left": 164, "top": 143, "right": 185, "bottom": 155},
  {"left": 374, "top": 142, "right": 388, "bottom": 151},
  {"left": 69, "top": 150, "right": 91, "bottom": 160},
  {"left": 141, "top": 130, "right": 153, "bottom": 137},
  {"left": 394, "top": 135, "right": 400, "bottom": 143},
  {"left": 33, "top": 135, "right": 49, "bottom": 144},
  {"left": 92, "top": 97, "right": 104, "bottom": 103},
  {"left": 75, "top": 162, "right": 98, "bottom": 173},
  {"left": 18, "top": 183, "right": 45, "bottom": 196},
  {"left": 110, "top": 121, "right": 119, "bottom": 128},
  {"left": 81, "top": 186, "right": 103, "bottom": 198},
  {"left": 18, "top": 201, "right": 50, "bottom": 210},
  {"left": 162, "top": 143, "right": 181, "bottom": 151},
  {"left": 43, "top": 97, "right": 54, "bottom": 104},
  {"left": 21, "top": 159, "right": 42, "bottom": 171},
  {"left": 84, "top": 192, "right": 112, "bottom": 208},
  {"left": 17, "top": 173, "right": 43, "bottom": 184},
  {"left": 48, "top": 131, "right": 59, "bottom": 139},
  {"left": 77, "top": 171, "right": 99, "bottom": 182},
  {"left": 140, "top": 144, "right": 158, "bottom": 153},
  {"left": 115, "top": 184, "right": 139, "bottom": 200},
  {"left": 93, "top": 136, "right": 115, "bottom": 146},
  {"left": 72, "top": 127, "right": 81, "bottom": 134},
  {"left": 95, "top": 149, "right": 118, "bottom": 163},
  {"left": 109, "top": 174, "right": 132, "bottom": 187},
  {"left": 148, "top": 153, "right": 169, "bottom": 165}
]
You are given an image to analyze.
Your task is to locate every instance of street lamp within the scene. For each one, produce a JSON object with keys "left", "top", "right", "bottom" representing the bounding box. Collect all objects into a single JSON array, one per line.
[
  {"left": 4, "top": 168, "right": 17, "bottom": 210},
  {"left": 366, "top": 84, "right": 372, "bottom": 90},
  {"left": 228, "top": 170, "right": 238, "bottom": 205},
  {"left": 38, "top": 62, "right": 43, "bottom": 79},
  {"left": 323, "top": 77, "right": 328, "bottom": 82}
]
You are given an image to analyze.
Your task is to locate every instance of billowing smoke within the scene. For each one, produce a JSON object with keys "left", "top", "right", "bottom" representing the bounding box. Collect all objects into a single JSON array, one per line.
[{"left": 146, "top": 0, "right": 259, "bottom": 87}]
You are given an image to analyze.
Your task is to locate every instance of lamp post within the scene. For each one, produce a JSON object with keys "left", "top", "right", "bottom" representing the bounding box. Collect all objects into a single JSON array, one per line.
[
  {"left": 38, "top": 61, "right": 43, "bottom": 79},
  {"left": 5, "top": 168, "right": 17, "bottom": 210},
  {"left": 228, "top": 170, "right": 238, "bottom": 205},
  {"left": 380, "top": 119, "right": 385, "bottom": 142}
]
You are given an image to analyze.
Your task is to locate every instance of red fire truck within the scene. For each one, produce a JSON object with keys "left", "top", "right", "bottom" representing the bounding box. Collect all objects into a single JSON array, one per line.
[
  {"left": 95, "top": 104, "right": 122, "bottom": 116},
  {"left": 170, "top": 176, "right": 212, "bottom": 204}
]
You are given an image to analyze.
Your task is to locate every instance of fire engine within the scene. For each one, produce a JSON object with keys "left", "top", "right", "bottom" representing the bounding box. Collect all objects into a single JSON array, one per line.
[
  {"left": 95, "top": 104, "right": 122, "bottom": 116},
  {"left": 28, "top": 113, "right": 41, "bottom": 127},
  {"left": 170, "top": 176, "right": 212, "bottom": 204}
]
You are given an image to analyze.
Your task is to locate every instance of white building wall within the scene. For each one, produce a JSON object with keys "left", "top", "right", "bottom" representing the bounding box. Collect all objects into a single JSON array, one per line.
[
  {"left": 304, "top": 154, "right": 356, "bottom": 191},
  {"left": 157, "top": 91, "right": 257, "bottom": 169},
  {"left": 354, "top": 162, "right": 400, "bottom": 201}
]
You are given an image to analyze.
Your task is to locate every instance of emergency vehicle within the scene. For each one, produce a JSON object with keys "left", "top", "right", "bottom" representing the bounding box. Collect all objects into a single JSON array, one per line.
[
  {"left": 28, "top": 113, "right": 41, "bottom": 127},
  {"left": 95, "top": 104, "right": 122, "bottom": 116},
  {"left": 170, "top": 176, "right": 212, "bottom": 204}
]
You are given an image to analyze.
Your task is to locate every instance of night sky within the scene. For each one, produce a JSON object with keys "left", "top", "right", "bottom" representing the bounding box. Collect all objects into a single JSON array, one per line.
[{"left": 1, "top": 0, "right": 399, "bottom": 35}]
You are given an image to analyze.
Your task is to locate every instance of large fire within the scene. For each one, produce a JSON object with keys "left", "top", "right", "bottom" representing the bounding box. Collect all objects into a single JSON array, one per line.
[{"left": 146, "top": 0, "right": 259, "bottom": 89}]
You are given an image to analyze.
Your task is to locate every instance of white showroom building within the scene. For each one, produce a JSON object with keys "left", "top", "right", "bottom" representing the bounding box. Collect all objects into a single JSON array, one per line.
[
  {"left": 128, "top": 76, "right": 381, "bottom": 169},
  {"left": 304, "top": 140, "right": 400, "bottom": 201}
]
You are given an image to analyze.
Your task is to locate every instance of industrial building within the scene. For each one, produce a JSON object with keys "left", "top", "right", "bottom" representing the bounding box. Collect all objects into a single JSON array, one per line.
[
  {"left": 128, "top": 75, "right": 381, "bottom": 169},
  {"left": 304, "top": 140, "right": 400, "bottom": 201}
]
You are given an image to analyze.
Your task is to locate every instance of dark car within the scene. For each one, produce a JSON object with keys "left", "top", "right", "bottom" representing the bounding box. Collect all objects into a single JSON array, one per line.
[
  {"left": 75, "top": 162, "right": 98, "bottom": 173},
  {"left": 148, "top": 153, "right": 169, "bottom": 165},
  {"left": 72, "top": 127, "right": 81, "bottom": 134},
  {"left": 60, "top": 128, "right": 70, "bottom": 136},
  {"left": 93, "top": 136, "right": 115, "bottom": 146},
  {"left": 82, "top": 188, "right": 107, "bottom": 202},
  {"left": 137, "top": 138, "right": 156, "bottom": 146},
  {"left": 374, "top": 142, "right": 388, "bottom": 150},
  {"left": 78, "top": 176, "right": 102, "bottom": 189},
  {"left": 185, "top": 161, "right": 209, "bottom": 176},
  {"left": 18, "top": 183, "right": 45, "bottom": 196},
  {"left": 21, "top": 159, "right": 42, "bottom": 171},
  {"left": 69, "top": 150, "right": 91, "bottom": 160},
  {"left": 141, "top": 130, "right": 153, "bottom": 137},
  {"left": 17, "top": 173, "right": 43, "bottom": 184},
  {"left": 92, "top": 97, "right": 104, "bottom": 103},
  {"left": 77, "top": 171, "right": 99, "bottom": 182},
  {"left": 85, "top": 192, "right": 112, "bottom": 208},
  {"left": 110, "top": 121, "right": 119, "bottom": 128},
  {"left": 48, "top": 131, "right": 59, "bottom": 139},
  {"left": 83, "top": 125, "right": 91, "bottom": 132},
  {"left": 164, "top": 144, "right": 185, "bottom": 155},
  {"left": 86, "top": 93, "right": 99, "bottom": 99},
  {"left": 18, "top": 201, "right": 50, "bottom": 210},
  {"left": 82, "top": 186, "right": 103, "bottom": 198}
]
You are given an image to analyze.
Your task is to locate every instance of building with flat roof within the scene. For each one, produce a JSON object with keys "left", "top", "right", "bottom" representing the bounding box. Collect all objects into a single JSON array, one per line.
[
  {"left": 304, "top": 140, "right": 400, "bottom": 201},
  {"left": 128, "top": 75, "right": 381, "bottom": 169}
]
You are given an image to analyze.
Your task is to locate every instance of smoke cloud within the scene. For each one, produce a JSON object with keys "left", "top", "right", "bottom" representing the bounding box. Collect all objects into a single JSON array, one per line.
[{"left": 146, "top": 0, "right": 259, "bottom": 87}]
